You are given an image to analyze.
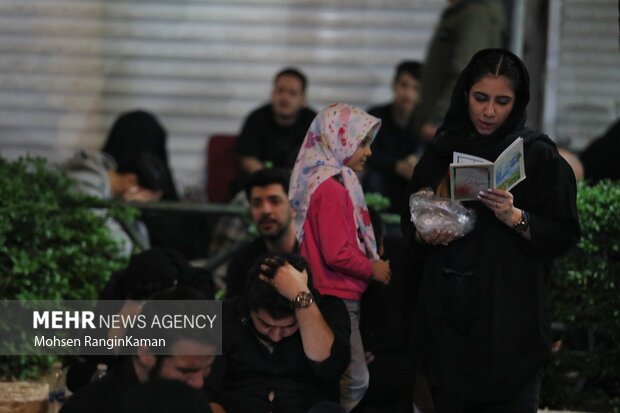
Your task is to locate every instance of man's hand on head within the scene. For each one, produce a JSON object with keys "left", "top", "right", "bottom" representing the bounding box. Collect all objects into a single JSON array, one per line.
[{"left": 258, "top": 257, "right": 309, "bottom": 301}]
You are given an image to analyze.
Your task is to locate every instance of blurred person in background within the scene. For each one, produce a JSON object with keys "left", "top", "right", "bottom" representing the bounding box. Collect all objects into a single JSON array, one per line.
[
  {"left": 103, "top": 110, "right": 210, "bottom": 260},
  {"left": 415, "top": 0, "right": 506, "bottom": 141},
  {"left": 63, "top": 149, "right": 166, "bottom": 256},
  {"left": 235, "top": 67, "right": 317, "bottom": 176},
  {"left": 579, "top": 118, "right": 620, "bottom": 183},
  {"left": 62, "top": 287, "right": 217, "bottom": 413},
  {"left": 364, "top": 61, "right": 424, "bottom": 213}
]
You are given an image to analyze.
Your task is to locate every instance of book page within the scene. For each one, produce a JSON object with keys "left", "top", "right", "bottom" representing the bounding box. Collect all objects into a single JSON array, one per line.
[
  {"left": 453, "top": 151, "right": 489, "bottom": 164},
  {"left": 450, "top": 163, "right": 493, "bottom": 201},
  {"left": 493, "top": 138, "right": 526, "bottom": 190}
]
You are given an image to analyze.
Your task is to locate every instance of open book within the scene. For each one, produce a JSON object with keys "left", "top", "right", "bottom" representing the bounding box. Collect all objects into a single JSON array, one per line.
[{"left": 449, "top": 137, "right": 526, "bottom": 201}]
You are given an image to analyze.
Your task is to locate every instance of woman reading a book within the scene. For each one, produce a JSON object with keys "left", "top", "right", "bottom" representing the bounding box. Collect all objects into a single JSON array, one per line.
[{"left": 400, "top": 49, "right": 580, "bottom": 412}]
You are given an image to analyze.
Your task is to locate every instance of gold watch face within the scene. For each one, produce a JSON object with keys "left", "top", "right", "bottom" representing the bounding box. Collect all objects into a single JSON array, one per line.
[{"left": 294, "top": 291, "right": 314, "bottom": 308}]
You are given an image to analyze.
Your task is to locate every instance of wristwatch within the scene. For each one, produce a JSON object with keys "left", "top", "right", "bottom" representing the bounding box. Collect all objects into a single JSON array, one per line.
[
  {"left": 513, "top": 210, "right": 530, "bottom": 233},
  {"left": 292, "top": 291, "right": 314, "bottom": 309}
]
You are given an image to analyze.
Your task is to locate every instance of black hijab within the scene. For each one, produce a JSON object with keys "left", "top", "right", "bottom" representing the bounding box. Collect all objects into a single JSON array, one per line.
[
  {"left": 103, "top": 110, "right": 169, "bottom": 165},
  {"left": 433, "top": 48, "right": 532, "bottom": 161},
  {"left": 103, "top": 110, "right": 179, "bottom": 200}
]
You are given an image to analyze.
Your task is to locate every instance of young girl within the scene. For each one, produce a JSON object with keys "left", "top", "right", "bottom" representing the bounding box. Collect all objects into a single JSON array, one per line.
[{"left": 289, "top": 103, "right": 391, "bottom": 412}]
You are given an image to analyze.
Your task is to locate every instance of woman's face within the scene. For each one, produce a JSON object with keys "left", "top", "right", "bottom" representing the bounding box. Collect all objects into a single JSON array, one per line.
[
  {"left": 467, "top": 74, "right": 515, "bottom": 135},
  {"left": 345, "top": 134, "right": 372, "bottom": 172}
]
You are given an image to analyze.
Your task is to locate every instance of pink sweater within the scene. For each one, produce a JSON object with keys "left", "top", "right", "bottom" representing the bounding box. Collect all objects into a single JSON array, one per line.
[{"left": 299, "top": 178, "right": 374, "bottom": 301}]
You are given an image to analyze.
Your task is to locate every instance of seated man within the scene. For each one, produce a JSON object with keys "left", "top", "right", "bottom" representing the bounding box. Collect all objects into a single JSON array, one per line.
[
  {"left": 66, "top": 248, "right": 215, "bottom": 392},
  {"left": 225, "top": 168, "right": 297, "bottom": 298},
  {"left": 60, "top": 287, "right": 217, "bottom": 413},
  {"left": 206, "top": 253, "right": 350, "bottom": 413},
  {"left": 363, "top": 61, "right": 423, "bottom": 213},
  {"left": 209, "top": 69, "right": 314, "bottom": 272},
  {"left": 235, "top": 67, "right": 317, "bottom": 175}
]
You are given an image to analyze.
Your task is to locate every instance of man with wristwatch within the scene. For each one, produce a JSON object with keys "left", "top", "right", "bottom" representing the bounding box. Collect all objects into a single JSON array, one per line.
[{"left": 205, "top": 253, "right": 350, "bottom": 413}]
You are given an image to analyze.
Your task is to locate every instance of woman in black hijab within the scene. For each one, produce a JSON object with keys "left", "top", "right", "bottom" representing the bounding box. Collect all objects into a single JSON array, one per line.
[
  {"left": 401, "top": 49, "right": 580, "bottom": 412},
  {"left": 103, "top": 110, "right": 178, "bottom": 200},
  {"left": 103, "top": 110, "right": 209, "bottom": 259}
]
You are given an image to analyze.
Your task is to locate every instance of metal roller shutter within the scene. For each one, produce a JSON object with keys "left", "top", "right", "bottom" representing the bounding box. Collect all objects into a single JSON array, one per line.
[
  {"left": 544, "top": 0, "right": 620, "bottom": 150},
  {"left": 0, "top": 0, "right": 444, "bottom": 193}
]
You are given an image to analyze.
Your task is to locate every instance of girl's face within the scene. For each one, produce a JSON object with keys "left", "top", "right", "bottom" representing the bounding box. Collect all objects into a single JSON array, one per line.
[
  {"left": 467, "top": 74, "right": 515, "bottom": 136},
  {"left": 345, "top": 134, "right": 372, "bottom": 172}
]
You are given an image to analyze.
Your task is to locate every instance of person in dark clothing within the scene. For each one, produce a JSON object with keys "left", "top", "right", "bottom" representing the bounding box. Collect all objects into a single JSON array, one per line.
[
  {"left": 579, "top": 118, "right": 620, "bottom": 183},
  {"left": 103, "top": 110, "right": 178, "bottom": 201},
  {"left": 364, "top": 61, "right": 423, "bottom": 213},
  {"left": 99, "top": 247, "right": 215, "bottom": 302},
  {"left": 66, "top": 249, "right": 215, "bottom": 393},
  {"left": 354, "top": 209, "right": 420, "bottom": 413},
  {"left": 235, "top": 68, "right": 317, "bottom": 175},
  {"left": 103, "top": 109, "right": 210, "bottom": 259},
  {"left": 225, "top": 168, "right": 297, "bottom": 298},
  {"left": 400, "top": 49, "right": 580, "bottom": 412},
  {"left": 62, "top": 336, "right": 215, "bottom": 413},
  {"left": 117, "top": 379, "right": 213, "bottom": 413},
  {"left": 61, "top": 288, "right": 217, "bottom": 413},
  {"left": 63, "top": 353, "right": 141, "bottom": 413},
  {"left": 416, "top": 0, "right": 506, "bottom": 142},
  {"left": 205, "top": 253, "right": 350, "bottom": 413},
  {"left": 63, "top": 149, "right": 168, "bottom": 256}
]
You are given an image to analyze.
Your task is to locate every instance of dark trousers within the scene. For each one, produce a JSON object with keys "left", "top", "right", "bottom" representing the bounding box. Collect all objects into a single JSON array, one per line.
[{"left": 432, "top": 369, "right": 543, "bottom": 413}]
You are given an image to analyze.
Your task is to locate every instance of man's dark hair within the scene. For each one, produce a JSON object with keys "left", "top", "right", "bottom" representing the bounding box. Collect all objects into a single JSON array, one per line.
[
  {"left": 245, "top": 253, "right": 312, "bottom": 320},
  {"left": 243, "top": 168, "right": 291, "bottom": 202},
  {"left": 117, "top": 248, "right": 185, "bottom": 300},
  {"left": 393, "top": 61, "right": 422, "bottom": 83},
  {"left": 274, "top": 67, "right": 308, "bottom": 93}
]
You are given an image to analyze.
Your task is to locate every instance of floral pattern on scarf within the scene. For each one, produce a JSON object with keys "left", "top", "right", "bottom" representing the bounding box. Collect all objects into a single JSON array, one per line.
[{"left": 289, "top": 103, "right": 381, "bottom": 259}]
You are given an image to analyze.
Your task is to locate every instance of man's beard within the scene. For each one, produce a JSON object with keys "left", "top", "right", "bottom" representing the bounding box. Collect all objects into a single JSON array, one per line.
[
  {"left": 258, "top": 215, "right": 291, "bottom": 241},
  {"left": 260, "top": 222, "right": 288, "bottom": 241}
]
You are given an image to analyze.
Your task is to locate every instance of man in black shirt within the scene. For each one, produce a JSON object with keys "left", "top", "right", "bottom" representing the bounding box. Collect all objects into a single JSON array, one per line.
[
  {"left": 206, "top": 253, "right": 350, "bottom": 413},
  {"left": 60, "top": 289, "right": 217, "bottom": 413},
  {"left": 235, "top": 67, "right": 317, "bottom": 174},
  {"left": 364, "top": 61, "right": 423, "bottom": 213},
  {"left": 225, "top": 169, "right": 297, "bottom": 298}
]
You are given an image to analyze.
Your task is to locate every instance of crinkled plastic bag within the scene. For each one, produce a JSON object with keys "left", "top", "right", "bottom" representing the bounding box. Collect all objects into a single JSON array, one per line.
[{"left": 409, "top": 188, "right": 476, "bottom": 237}]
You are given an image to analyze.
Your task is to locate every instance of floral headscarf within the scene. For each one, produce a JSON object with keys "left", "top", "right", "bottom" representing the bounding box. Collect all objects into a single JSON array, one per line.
[{"left": 289, "top": 103, "right": 381, "bottom": 259}]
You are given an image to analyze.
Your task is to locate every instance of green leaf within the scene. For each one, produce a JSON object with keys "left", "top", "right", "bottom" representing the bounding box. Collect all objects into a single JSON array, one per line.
[{"left": 0, "top": 156, "right": 129, "bottom": 379}]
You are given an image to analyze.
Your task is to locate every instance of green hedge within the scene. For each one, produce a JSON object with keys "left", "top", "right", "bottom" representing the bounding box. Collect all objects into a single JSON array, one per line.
[
  {"left": 542, "top": 181, "right": 620, "bottom": 412},
  {"left": 0, "top": 156, "right": 131, "bottom": 379}
]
